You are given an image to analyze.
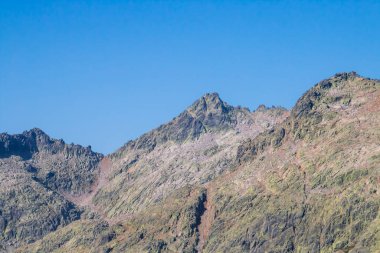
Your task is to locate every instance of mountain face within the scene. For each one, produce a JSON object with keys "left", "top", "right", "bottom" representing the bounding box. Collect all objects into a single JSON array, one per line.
[
  {"left": 0, "top": 128, "right": 103, "bottom": 195},
  {"left": 94, "top": 93, "right": 287, "bottom": 219},
  {"left": 0, "top": 129, "right": 103, "bottom": 251},
  {"left": 0, "top": 72, "right": 379, "bottom": 253}
]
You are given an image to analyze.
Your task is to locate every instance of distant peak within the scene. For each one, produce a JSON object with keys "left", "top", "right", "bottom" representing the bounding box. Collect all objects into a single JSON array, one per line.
[
  {"left": 202, "top": 92, "right": 220, "bottom": 100},
  {"left": 23, "top": 128, "right": 48, "bottom": 137},
  {"left": 256, "top": 104, "right": 268, "bottom": 112},
  {"left": 292, "top": 71, "right": 373, "bottom": 119},
  {"left": 187, "top": 92, "right": 230, "bottom": 116},
  {"left": 198, "top": 92, "right": 224, "bottom": 107}
]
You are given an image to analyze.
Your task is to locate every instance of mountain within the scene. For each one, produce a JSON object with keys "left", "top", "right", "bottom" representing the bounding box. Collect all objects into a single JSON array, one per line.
[
  {"left": 92, "top": 93, "right": 288, "bottom": 219},
  {"left": 0, "top": 129, "right": 103, "bottom": 251},
  {"left": 1, "top": 72, "right": 379, "bottom": 253}
]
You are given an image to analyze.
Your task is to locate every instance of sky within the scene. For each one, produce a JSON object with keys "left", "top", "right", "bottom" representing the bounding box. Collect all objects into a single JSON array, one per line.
[{"left": 1, "top": 1, "right": 379, "bottom": 154}]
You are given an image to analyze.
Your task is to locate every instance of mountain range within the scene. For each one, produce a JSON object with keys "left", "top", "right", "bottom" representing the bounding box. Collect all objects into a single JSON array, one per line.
[{"left": 0, "top": 72, "right": 379, "bottom": 253}]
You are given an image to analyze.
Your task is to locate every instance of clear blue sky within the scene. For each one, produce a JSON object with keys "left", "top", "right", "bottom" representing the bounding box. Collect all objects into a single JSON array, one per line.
[{"left": 1, "top": 1, "right": 379, "bottom": 154}]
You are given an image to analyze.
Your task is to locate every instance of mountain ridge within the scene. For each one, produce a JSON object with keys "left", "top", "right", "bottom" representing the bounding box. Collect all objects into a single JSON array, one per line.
[
  {"left": 112, "top": 91, "right": 287, "bottom": 157},
  {"left": 1, "top": 72, "right": 379, "bottom": 253}
]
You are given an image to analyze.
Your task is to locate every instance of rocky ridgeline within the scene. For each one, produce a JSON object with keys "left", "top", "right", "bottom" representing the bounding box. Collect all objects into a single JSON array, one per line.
[
  {"left": 113, "top": 92, "right": 286, "bottom": 156},
  {"left": 0, "top": 128, "right": 103, "bottom": 194},
  {"left": 237, "top": 72, "right": 375, "bottom": 162},
  {"left": 1, "top": 72, "right": 380, "bottom": 253},
  {"left": 0, "top": 129, "right": 103, "bottom": 251}
]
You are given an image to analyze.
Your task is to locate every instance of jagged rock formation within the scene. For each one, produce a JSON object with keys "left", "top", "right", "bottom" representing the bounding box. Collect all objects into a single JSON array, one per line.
[
  {"left": 114, "top": 92, "right": 282, "bottom": 155},
  {"left": 0, "top": 128, "right": 103, "bottom": 194},
  {"left": 0, "top": 129, "right": 103, "bottom": 251},
  {"left": 1, "top": 72, "right": 379, "bottom": 253}
]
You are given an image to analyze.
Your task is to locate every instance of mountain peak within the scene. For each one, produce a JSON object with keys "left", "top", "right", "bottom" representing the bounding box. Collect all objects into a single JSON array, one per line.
[
  {"left": 202, "top": 92, "right": 221, "bottom": 100},
  {"left": 23, "top": 127, "right": 48, "bottom": 138},
  {"left": 117, "top": 93, "right": 239, "bottom": 153},
  {"left": 187, "top": 92, "right": 232, "bottom": 116},
  {"left": 292, "top": 72, "right": 374, "bottom": 119},
  {"left": 0, "top": 128, "right": 49, "bottom": 160}
]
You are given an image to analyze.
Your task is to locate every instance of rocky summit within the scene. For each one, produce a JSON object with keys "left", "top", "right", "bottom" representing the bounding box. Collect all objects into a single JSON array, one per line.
[{"left": 0, "top": 72, "right": 379, "bottom": 253}]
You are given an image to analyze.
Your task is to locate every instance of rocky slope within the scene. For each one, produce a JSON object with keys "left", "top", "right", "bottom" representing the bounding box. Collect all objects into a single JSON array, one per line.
[
  {"left": 1, "top": 72, "right": 379, "bottom": 253},
  {"left": 91, "top": 93, "right": 288, "bottom": 219},
  {"left": 0, "top": 129, "right": 103, "bottom": 251},
  {"left": 204, "top": 72, "right": 380, "bottom": 252}
]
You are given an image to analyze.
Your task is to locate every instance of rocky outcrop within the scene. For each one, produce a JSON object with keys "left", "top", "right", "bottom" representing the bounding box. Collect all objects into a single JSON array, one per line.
[
  {"left": 0, "top": 157, "right": 82, "bottom": 250},
  {"left": 0, "top": 129, "right": 103, "bottom": 250},
  {"left": 0, "top": 128, "right": 103, "bottom": 194}
]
